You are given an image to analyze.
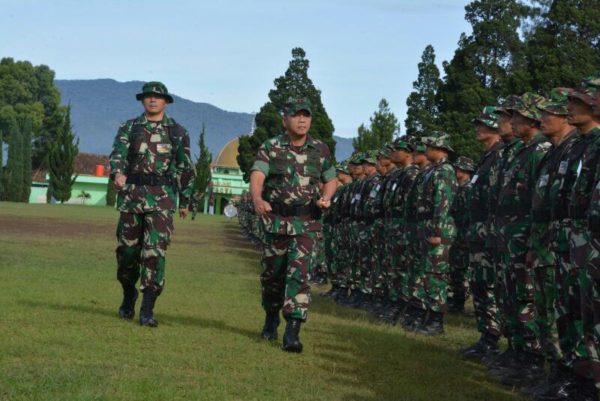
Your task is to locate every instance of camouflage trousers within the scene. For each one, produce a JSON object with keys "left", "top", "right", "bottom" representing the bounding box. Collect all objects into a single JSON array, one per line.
[
  {"left": 469, "top": 241, "right": 501, "bottom": 337},
  {"left": 571, "top": 220, "right": 600, "bottom": 385},
  {"left": 312, "top": 230, "right": 326, "bottom": 277},
  {"left": 448, "top": 243, "right": 470, "bottom": 307},
  {"left": 500, "top": 221, "right": 542, "bottom": 354},
  {"left": 387, "top": 219, "right": 406, "bottom": 303},
  {"left": 334, "top": 221, "right": 352, "bottom": 288},
  {"left": 371, "top": 219, "right": 387, "bottom": 298},
  {"left": 260, "top": 231, "right": 317, "bottom": 321},
  {"left": 358, "top": 221, "right": 374, "bottom": 294},
  {"left": 401, "top": 222, "right": 419, "bottom": 302},
  {"left": 410, "top": 225, "right": 452, "bottom": 313},
  {"left": 116, "top": 210, "right": 173, "bottom": 294},
  {"left": 348, "top": 221, "right": 363, "bottom": 291}
]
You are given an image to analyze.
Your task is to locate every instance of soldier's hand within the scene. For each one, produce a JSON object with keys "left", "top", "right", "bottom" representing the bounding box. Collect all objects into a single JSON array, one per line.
[
  {"left": 428, "top": 237, "right": 442, "bottom": 246},
  {"left": 179, "top": 208, "right": 189, "bottom": 219},
  {"left": 114, "top": 173, "right": 127, "bottom": 189},
  {"left": 317, "top": 198, "right": 331, "bottom": 209},
  {"left": 254, "top": 200, "right": 272, "bottom": 215}
]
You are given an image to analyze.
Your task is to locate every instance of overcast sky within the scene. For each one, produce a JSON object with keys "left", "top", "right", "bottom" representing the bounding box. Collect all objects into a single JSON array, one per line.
[{"left": 2, "top": 0, "right": 472, "bottom": 137}]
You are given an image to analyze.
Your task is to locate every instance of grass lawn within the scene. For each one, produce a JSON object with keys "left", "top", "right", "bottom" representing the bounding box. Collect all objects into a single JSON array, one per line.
[{"left": 0, "top": 202, "right": 526, "bottom": 401}]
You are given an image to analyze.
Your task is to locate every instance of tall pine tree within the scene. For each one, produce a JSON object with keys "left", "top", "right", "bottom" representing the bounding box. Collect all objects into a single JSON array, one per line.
[
  {"left": 47, "top": 106, "right": 78, "bottom": 203},
  {"left": 405, "top": 45, "right": 442, "bottom": 137},
  {"left": 192, "top": 124, "right": 212, "bottom": 214},
  {"left": 237, "top": 47, "right": 336, "bottom": 181},
  {"left": 352, "top": 98, "right": 400, "bottom": 152},
  {"left": 5, "top": 117, "right": 23, "bottom": 202},
  {"left": 20, "top": 117, "right": 32, "bottom": 203}
]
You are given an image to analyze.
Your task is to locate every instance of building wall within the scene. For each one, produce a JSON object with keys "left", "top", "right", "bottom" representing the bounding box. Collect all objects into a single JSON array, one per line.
[{"left": 29, "top": 175, "right": 109, "bottom": 206}]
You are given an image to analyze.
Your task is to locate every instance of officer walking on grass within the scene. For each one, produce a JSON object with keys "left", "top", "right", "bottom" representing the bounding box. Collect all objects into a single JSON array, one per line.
[
  {"left": 109, "top": 81, "right": 195, "bottom": 327},
  {"left": 250, "top": 97, "right": 336, "bottom": 353}
]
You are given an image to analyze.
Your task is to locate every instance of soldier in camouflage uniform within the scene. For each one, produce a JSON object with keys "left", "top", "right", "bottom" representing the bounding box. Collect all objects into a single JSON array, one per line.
[
  {"left": 448, "top": 156, "right": 475, "bottom": 314},
  {"left": 406, "top": 133, "right": 457, "bottom": 336},
  {"left": 399, "top": 139, "right": 432, "bottom": 329},
  {"left": 321, "top": 163, "right": 352, "bottom": 299},
  {"left": 110, "top": 81, "right": 195, "bottom": 327},
  {"left": 250, "top": 97, "right": 336, "bottom": 353},
  {"left": 460, "top": 106, "right": 505, "bottom": 359},
  {"left": 492, "top": 93, "right": 552, "bottom": 387},
  {"left": 536, "top": 79, "right": 600, "bottom": 400}
]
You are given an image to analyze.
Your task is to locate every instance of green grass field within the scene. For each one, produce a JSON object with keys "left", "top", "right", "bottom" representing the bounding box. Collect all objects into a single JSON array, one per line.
[{"left": 0, "top": 202, "right": 526, "bottom": 401}]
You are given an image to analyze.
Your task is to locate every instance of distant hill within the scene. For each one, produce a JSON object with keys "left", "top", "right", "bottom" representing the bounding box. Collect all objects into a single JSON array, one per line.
[{"left": 55, "top": 79, "right": 354, "bottom": 161}]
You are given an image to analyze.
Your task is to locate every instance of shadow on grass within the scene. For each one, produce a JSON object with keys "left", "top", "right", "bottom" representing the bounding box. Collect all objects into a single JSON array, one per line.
[{"left": 21, "top": 300, "right": 261, "bottom": 343}]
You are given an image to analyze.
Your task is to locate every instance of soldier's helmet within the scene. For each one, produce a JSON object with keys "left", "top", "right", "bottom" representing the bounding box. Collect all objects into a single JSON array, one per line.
[
  {"left": 282, "top": 97, "right": 313, "bottom": 116},
  {"left": 136, "top": 81, "right": 174, "bottom": 104},
  {"left": 472, "top": 106, "right": 500, "bottom": 129},
  {"left": 454, "top": 156, "right": 476, "bottom": 173},
  {"left": 508, "top": 92, "right": 545, "bottom": 122},
  {"left": 424, "top": 131, "right": 455, "bottom": 153},
  {"left": 537, "top": 88, "right": 571, "bottom": 116}
]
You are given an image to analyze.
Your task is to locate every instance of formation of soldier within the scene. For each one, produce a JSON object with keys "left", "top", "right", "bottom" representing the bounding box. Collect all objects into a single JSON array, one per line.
[{"left": 238, "top": 76, "right": 600, "bottom": 400}]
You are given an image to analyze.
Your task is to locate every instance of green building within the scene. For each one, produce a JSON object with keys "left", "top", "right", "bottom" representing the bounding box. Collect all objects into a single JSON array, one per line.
[{"left": 204, "top": 137, "right": 249, "bottom": 215}]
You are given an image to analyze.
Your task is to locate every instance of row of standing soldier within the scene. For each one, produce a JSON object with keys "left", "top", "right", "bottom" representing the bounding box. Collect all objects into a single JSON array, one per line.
[{"left": 238, "top": 76, "right": 600, "bottom": 401}]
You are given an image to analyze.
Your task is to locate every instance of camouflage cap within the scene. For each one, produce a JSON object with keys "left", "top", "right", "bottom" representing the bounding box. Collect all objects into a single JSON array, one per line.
[
  {"left": 508, "top": 92, "right": 545, "bottom": 121},
  {"left": 425, "top": 131, "right": 454, "bottom": 153},
  {"left": 348, "top": 152, "right": 362, "bottom": 165},
  {"left": 454, "top": 156, "right": 476, "bottom": 172},
  {"left": 363, "top": 150, "right": 378, "bottom": 165},
  {"left": 391, "top": 137, "right": 414, "bottom": 152},
  {"left": 136, "top": 81, "right": 174, "bottom": 103},
  {"left": 411, "top": 137, "right": 427, "bottom": 153},
  {"left": 336, "top": 162, "right": 350, "bottom": 175},
  {"left": 282, "top": 97, "right": 312, "bottom": 116},
  {"left": 378, "top": 144, "right": 393, "bottom": 158},
  {"left": 537, "top": 88, "right": 571, "bottom": 116},
  {"left": 472, "top": 105, "right": 500, "bottom": 129},
  {"left": 568, "top": 75, "right": 600, "bottom": 107},
  {"left": 495, "top": 95, "right": 520, "bottom": 115}
]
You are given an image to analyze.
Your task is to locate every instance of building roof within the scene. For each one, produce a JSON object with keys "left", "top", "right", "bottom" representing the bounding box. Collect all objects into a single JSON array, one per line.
[
  {"left": 31, "top": 152, "right": 110, "bottom": 183},
  {"left": 213, "top": 137, "right": 240, "bottom": 168}
]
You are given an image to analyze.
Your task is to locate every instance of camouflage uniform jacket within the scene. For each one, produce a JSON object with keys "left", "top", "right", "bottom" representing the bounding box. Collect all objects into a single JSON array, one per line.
[
  {"left": 452, "top": 180, "right": 472, "bottom": 248},
  {"left": 251, "top": 133, "right": 336, "bottom": 235},
  {"left": 391, "top": 164, "right": 420, "bottom": 218},
  {"left": 363, "top": 173, "right": 384, "bottom": 222},
  {"left": 109, "top": 113, "right": 195, "bottom": 213},
  {"left": 467, "top": 140, "right": 504, "bottom": 243},
  {"left": 532, "top": 130, "right": 578, "bottom": 224},
  {"left": 381, "top": 166, "right": 404, "bottom": 217},
  {"left": 569, "top": 127, "right": 600, "bottom": 222},
  {"left": 415, "top": 160, "right": 458, "bottom": 238},
  {"left": 496, "top": 133, "right": 551, "bottom": 222}
]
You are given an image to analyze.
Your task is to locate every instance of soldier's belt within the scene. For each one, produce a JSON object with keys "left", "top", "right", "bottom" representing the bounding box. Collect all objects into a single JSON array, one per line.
[
  {"left": 270, "top": 202, "right": 313, "bottom": 217},
  {"left": 126, "top": 174, "right": 174, "bottom": 186}
]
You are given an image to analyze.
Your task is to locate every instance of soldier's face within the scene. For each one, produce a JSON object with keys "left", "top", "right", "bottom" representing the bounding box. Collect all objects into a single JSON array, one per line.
[
  {"left": 142, "top": 95, "right": 168, "bottom": 116},
  {"left": 498, "top": 113, "right": 513, "bottom": 137},
  {"left": 456, "top": 169, "right": 471, "bottom": 183},
  {"left": 283, "top": 110, "right": 312, "bottom": 136},
  {"left": 510, "top": 113, "right": 536, "bottom": 137},
  {"left": 540, "top": 111, "right": 568, "bottom": 136},
  {"left": 475, "top": 124, "right": 497, "bottom": 142},
  {"left": 567, "top": 98, "right": 594, "bottom": 126},
  {"left": 363, "top": 163, "right": 377, "bottom": 176}
]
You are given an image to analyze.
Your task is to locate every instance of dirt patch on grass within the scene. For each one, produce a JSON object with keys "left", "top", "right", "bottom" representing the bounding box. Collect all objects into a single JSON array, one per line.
[{"left": 0, "top": 216, "right": 114, "bottom": 237}]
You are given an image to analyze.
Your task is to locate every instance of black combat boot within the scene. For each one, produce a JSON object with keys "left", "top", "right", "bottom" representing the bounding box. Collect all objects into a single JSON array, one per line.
[
  {"left": 139, "top": 289, "right": 159, "bottom": 327},
  {"left": 340, "top": 290, "right": 360, "bottom": 306},
  {"left": 381, "top": 300, "right": 405, "bottom": 323},
  {"left": 321, "top": 285, "right": 339, "bottom": 298},
  {"left": 261, "top": 311, "right": 280, "bottom": 341},
  {"left": 500, "top": 352, "right": 545, "bottom": 387},
  {"left": 282, "top": 318, "right": 303, "bottom": 353},
  {"left": 334, "top": 287, "right": 349, "bottom": 303},
  {"left": 460, "top": 332, "right": 500, "bottom": 360},
  {"left": 534, "top": 371, "right": 598, "bottom": 401},
  {"left": 118, "top": 283, "right": 138, "bottom": 320},
  {"left": 402, "top": 306, "right": 426, "bottom": 331},
  {"left": 397, "top": 304, "right": 417, "bottom": 328},
  {"left": 415, "top": 310, "right": 444, "bottom": 336}
]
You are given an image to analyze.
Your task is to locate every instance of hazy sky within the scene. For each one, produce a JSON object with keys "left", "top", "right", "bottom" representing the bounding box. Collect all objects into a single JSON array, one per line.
[{"left": 2, "top": 0, "right": 472, "bottom": 137}]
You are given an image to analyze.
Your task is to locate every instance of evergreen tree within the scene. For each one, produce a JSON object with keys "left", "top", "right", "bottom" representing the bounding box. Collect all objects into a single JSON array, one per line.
[
  {"left": 47, "top": 106, "right": 78, "bottom": 203},
  {"left": 436, "top": 0, "right": 530, "bottom": 159},
  {"left": 192, "top": 124, "right": 212, "bottom": 212},
  {"left": 525, "top": 0, "right": 600, "bottom": 92},
  {"left": 20, "top": 117, "right": 32, "bottom": 203},
  {"left": 5, "top": 117, "right": 23, "bottom": 202},
  {"left": 237, "top": 47, "right": 336, "bottom": 181},
  {"left": 353, "top": 98, "right": 399, "bottom": 152},
  {"left": 405, "top": 45, "right": 442, "bottom": 137}
]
